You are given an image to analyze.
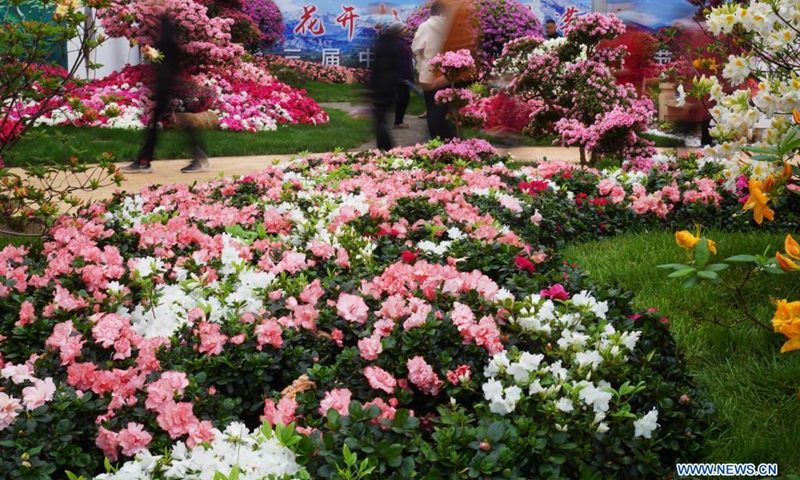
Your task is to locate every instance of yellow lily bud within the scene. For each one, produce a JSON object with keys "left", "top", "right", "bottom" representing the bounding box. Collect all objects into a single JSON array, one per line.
[
  {"left": 780, "top": 162, "right": 793, "bottom": 182},
  {"left": 762, "top": 175, "right": 776, "bottom": 195},
  {"left": 675, "top": 231, "right": 700, "bottom": 249},
  {"left": 786, "top": 234, "right": 800, "bottom": 260},
  {"left": 707, "top": 239, "right": 717, "bottom": 255},
  {"left": 777, "top": 252, "right": 800, "bottom": 272}
]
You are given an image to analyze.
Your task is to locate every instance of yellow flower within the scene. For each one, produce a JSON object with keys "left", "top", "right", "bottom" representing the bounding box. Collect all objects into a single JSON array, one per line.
[
  {"left": 675, "top": 230, "right": 700, "bottom": 249},
  {"left": 707, "top": 239, "right": 717, "bottom": 255},
  {"left": 793, "top": 109, "right": 800, "bottom": 125},
  {"left": 773, "top": 300, "right": 800, "bottom": 353},
  {"left": 675, "top": 229, "right": 717, "bottom": 254},
  {"left": 786, "top": 234, "right": 800, "bottom": 260},
  {"left": 777, "top": 235, "right": 800, "bottom": 272},
  {"left": 777, "top": 252, "right": 800, "bottom": 272},
  {"left": 743, "top": 178, "right": 775, "bottom": 224}
]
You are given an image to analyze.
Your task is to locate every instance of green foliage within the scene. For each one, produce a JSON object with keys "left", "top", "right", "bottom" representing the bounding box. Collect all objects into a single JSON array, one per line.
[{"left": 566, "top": 231, "right": 800, "bottom": 474}]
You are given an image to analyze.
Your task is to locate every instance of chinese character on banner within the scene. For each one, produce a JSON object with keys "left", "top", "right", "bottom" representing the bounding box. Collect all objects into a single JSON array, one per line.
[
  {"left": 359, "top": 49, "right": 375, "bottom": 69},
  {"left": 336, "top": 6, "right": 360, "bottom": 42},
  {"left": 560, "top": 6, "right": 579, "bottom": 32},
  {"left": 294, "top": 5, "right": 325, "bottom": 36},
  {"left": 323, "top": 49, "right": 341, "bottom": 66}
]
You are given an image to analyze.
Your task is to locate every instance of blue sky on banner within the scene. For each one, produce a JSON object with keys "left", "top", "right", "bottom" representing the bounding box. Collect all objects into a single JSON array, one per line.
[{"left": 271, "top": 0, "right": 592, "bottom": 67}]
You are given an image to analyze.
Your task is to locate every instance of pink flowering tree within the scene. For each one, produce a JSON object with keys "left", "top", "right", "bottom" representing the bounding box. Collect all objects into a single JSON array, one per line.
[
  {"left": 496, "top": 13, "right": 657, "bottom": 167},
  {"left": 96, "top": 0, "right": 245, "bottom": 70},
  {"left": 430, "top": 49, "right": 479, "bottom": 138}
]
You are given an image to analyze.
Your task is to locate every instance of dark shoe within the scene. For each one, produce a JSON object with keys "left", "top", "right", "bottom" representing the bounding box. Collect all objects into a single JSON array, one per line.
[
  {"left": 120, "top": 161, "right": 153, "bottom": 174},
  {"left": 181, "top": 157, "right": 210, "bottom": 173},
  {"left": 394, "top": 123, "right": 410, "bottom": 129}
]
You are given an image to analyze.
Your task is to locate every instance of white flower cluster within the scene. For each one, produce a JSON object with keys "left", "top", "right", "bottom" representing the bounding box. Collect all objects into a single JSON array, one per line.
[
  {"left": 699, "top": 1, "right": 800, "bottom": 164},
  {"left": 122, "top": 235, "right": 276, "bottom": 338},
  {"left": 481, "top": 292, "right": 656, "bottom": 439},
  {"left": 95, "top": 422, "right": 307, "bottom": 480}
]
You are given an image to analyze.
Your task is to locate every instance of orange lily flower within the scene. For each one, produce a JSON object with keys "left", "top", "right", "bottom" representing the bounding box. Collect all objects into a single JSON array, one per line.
[
  {"left": 773, "top": 300, "right": 800, "bottom": 353},
  {"left": 743, "top": 178, "right": 775, "bottom": 224}
]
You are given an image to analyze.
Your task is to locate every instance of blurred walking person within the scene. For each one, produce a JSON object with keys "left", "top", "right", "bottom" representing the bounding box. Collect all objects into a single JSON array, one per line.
[
  {"left": 412, "top": 1, "right": 450, "bottom": 140},
  {"left": 413, "top": 0, "right": 479, "bottom": 141},
  {"left": 370, "top": 21, "right": 410, "bottom": 150},
  {"left": 122, "top": 1, "right": 209, "bottom": 174},
  {"left": 394, "top": 25, "right": 415, "bottom": 130}
]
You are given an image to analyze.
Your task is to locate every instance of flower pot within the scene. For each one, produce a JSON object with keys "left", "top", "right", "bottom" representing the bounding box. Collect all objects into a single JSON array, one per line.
[
  {"left": 657, "top": 82, "right": 678, "bottom": 123},
  {"left": 173, "top": 111, "right": 219, "bottom": 131}
]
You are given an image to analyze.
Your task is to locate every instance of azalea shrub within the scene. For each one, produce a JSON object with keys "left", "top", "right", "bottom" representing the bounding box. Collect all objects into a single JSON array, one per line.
[
  {"left": 405, "top": 0, "right": 543, "bottom": 72},
  {"left": 28, "top": 63, "right": 328, "bottom": 132},
  {"left": 96, "top": 0, "right": 245, "bottom": 69},
  {"left": 493, "top": 13, "right": 658, "bottom": 168},
  {"left": 12, "top": 139, "right": 800, "bottom": 478},
  {"left": 243, "top": 0, "right": 285, "bottom": 51}
]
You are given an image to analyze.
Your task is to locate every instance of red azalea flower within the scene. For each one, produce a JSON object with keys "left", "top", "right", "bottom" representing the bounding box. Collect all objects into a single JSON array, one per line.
[
  {"left": 401, "top": 250, "right": 419, "bottom": 264},
  {"left": 515, "top": 256, "right": 536, "bottom": 273}
]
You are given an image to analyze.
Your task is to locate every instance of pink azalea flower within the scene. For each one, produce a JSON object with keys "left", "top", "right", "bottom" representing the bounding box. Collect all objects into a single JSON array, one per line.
[
  {"left": 337, "top": 293, "right": 369, "bottom": 324},
  {"left": 358, "top": 334, "right": 383, "bottom": 361},
  {"left": 319, "top": 388, "right": 352, "bottom": 416},
  {"left": 364, "top": 366, "right": 397, "bottom": 394},
  {"left": 406, "top": 356, "right": 443, "bottom": 396},
  {"left": 117, "top": 423, "right": 153, "bottom": 457},
  {"left": 0, "top": 392, "right": 22, "bottom": 431},
  {"left": 21, "top": 377, "right": 56, "bottom": 411},
  {"left": 262, "top": 396, "right": 298, "bottom": 426}
]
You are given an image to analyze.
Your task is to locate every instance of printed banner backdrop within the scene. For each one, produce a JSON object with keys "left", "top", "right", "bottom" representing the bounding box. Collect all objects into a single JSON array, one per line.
[
  {"left": 605, "top": 0, "right": 698, "bottom": 31},
  {"left": 271, "top": 0, "right": 592, "bottom": 67}
]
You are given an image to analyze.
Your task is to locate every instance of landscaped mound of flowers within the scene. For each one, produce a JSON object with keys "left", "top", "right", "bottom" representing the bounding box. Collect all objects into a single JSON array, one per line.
[
  {"left": 27, "top": 62, "right": 328, "bottom": 132},
  {"left": 8, "top": 139, "right": 800, "bottom": 478},
  {"left": 405, "top": 0, "right": 543, "bottom": 71},
  {"left": 257, "top": 55, "right": 370, "bottom": 85}
]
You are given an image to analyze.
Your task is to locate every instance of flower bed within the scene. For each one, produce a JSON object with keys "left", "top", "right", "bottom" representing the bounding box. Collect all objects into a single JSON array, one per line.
[
  {"left": 28, "top": 63, "right": 328, "bottom": 133},
  {"left": 258, "top": 55, "right": 370, "bottom": 85},
  {"left": 6, "top": 141, "right": 800, "bottom": 478}
]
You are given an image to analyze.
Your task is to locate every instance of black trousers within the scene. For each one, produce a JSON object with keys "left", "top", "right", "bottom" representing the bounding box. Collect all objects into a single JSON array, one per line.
[
  {"left": 394, "top": 83, "right": 410, "bottom": 126},
  {"left": 374, "top": 102, "right": 393, "bottom": 151},
  {"left": 424, "top": 88, "right": 455, "bottom": 141},
  {"left": 138, "top": 74, "right": 204, "bottom": 163}
]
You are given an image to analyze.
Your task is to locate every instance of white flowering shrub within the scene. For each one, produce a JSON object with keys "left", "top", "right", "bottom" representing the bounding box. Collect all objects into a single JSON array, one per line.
[
  {"left": 93, "top": 422, "right": 308, "bottom": 480},
  {"left": 693, "top": 1, "right": 800, "bottom": 154}
]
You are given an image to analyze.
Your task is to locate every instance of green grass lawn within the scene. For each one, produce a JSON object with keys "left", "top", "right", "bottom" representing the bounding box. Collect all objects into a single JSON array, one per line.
[
  {"left": 564, "top": 231, "right": 800, "bottom": 474},
  {"left": 640, "top": 132, "right": 687, "bottom": 148},
  {"left": 6, "top": 109, "right": 372, "bottom": 167}
]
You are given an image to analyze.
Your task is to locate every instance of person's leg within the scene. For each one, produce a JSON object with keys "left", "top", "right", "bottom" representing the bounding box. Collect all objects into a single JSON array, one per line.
[
  {"left": 123, "top": 86, "right": 169, "bottom": 173},
  {"left": 180, "top": 124, "right": 211, "bottom": 173},
  {"left": 374, "top": 102, "right": 394, "bottom": 151},
  {"left": 425, "top": 89, "right": 455, "bottom": 141},
  {"left": 394, "top": 83, "right": 410, "bottom": 126}
]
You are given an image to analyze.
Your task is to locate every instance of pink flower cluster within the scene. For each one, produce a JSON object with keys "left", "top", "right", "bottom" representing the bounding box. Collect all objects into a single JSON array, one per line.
[{"left": 429, "top": 49, "right": 476, "bottom": 81}]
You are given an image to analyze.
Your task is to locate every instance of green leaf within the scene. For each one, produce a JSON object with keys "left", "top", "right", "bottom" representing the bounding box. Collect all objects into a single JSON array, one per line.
[
  {"left": 694, "top": 237, "right": 711, "bottom": 268},
  {"left": 486, "top": 422, "right": 505, "bottom": 442},
  {"left": 697, "top": 270, "right": 722, "bottom": 283},
  {"left": 656, "top": 263, "right": 692, "bottom": 270},
  {"left": 704, "top": 263, "right": 730, "bottom": 272},
  {"left": 668, "top": 268, "right": 696, "bottom": 278},
  {"left": 725, "top": 254, "right": 759, "bottom": 264}
]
